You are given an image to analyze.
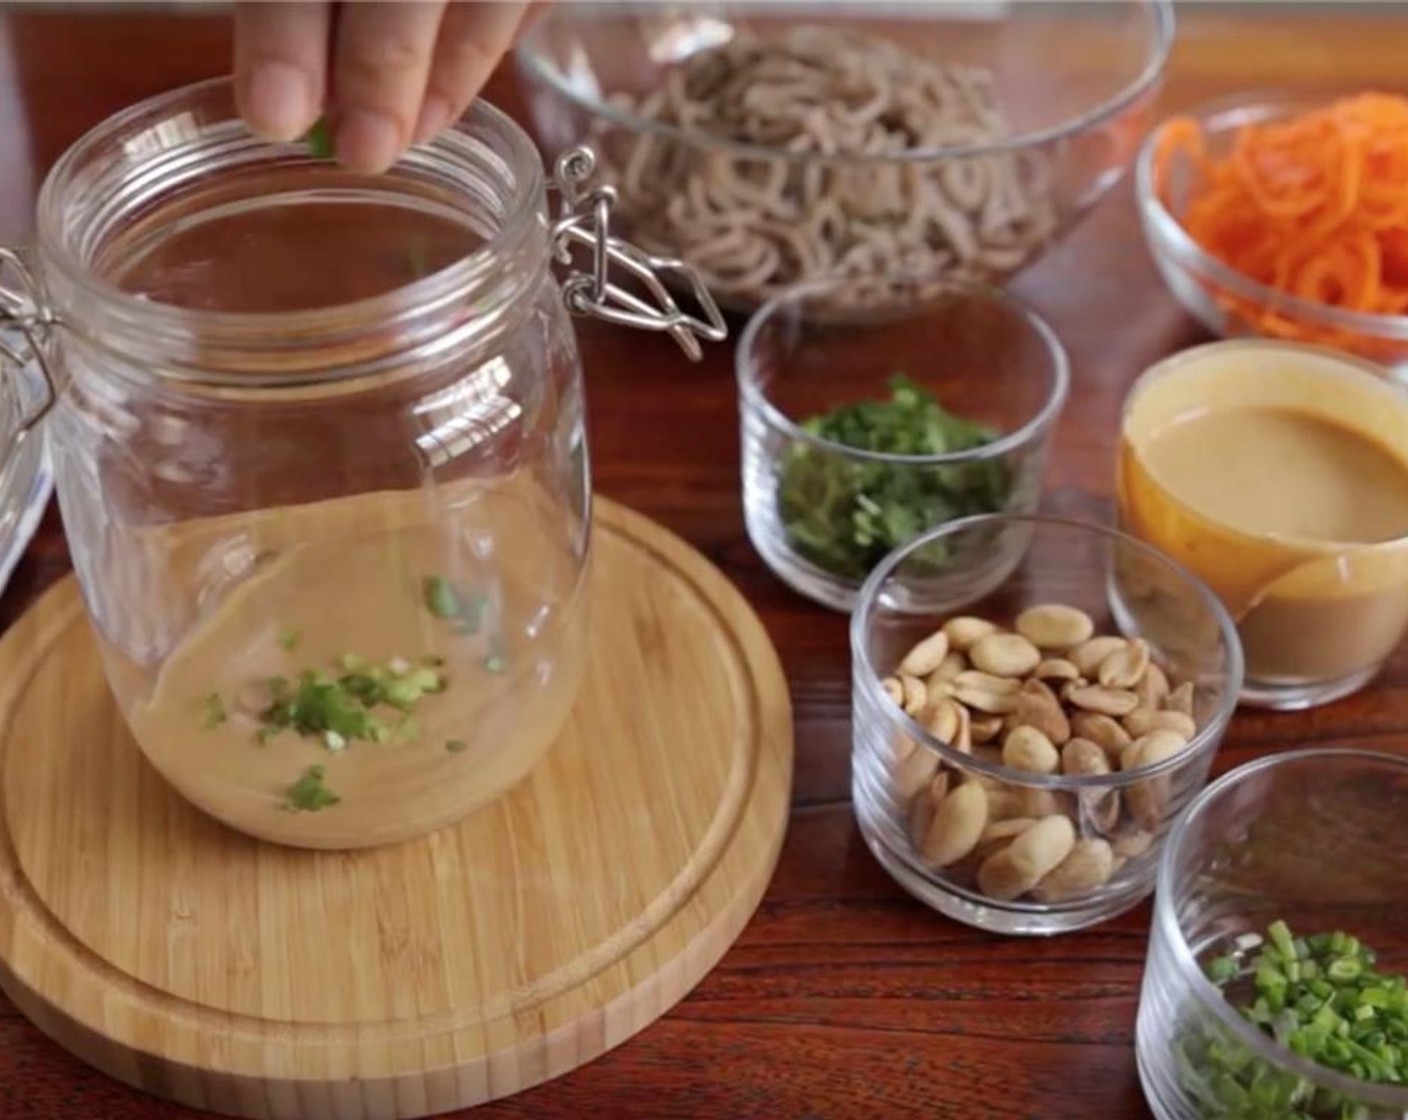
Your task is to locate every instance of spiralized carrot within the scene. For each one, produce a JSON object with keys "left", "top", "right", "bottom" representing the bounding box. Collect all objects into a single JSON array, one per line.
[{"left": 1154, "top": 94, "right": 1408, "bottom": 353}]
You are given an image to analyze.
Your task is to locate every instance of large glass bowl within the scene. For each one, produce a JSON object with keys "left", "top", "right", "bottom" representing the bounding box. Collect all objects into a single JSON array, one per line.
[
  {"left": 1137, "top": 749, "right": 1408, "bottom": 1119},
  {"left": 851, "top": 514, "right": 1242, "bottom": 936},
  {"left": 1137, "top": 94, "right": 1408, "bottom": 380},
  {"left": 516, "top": 0, "right": 1175, "bottom": 318}
]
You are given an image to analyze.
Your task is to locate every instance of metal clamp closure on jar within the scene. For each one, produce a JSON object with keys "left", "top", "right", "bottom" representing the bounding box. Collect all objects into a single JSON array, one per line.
[{"left": 0, "top": 143, "right": 728, "bottom": 434}]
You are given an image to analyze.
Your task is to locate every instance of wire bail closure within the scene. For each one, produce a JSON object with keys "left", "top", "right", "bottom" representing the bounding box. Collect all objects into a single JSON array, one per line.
[
  {"left": 549, "top": 146, "right": 727, "bottom": 361},
  {"left": 0, "top": 249, "right": 58, "bottom": 437}
]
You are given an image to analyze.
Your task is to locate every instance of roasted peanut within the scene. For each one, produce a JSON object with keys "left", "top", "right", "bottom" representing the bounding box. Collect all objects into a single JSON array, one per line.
[
  {"left": 1061, "top": 738, "right": 1110, "bottom": 777},
  {"left": 1002, "top": 725, "right": 1059, "bottom": 774},
  {"left": 1112, "top": 829, "right": 1154, "bottom": 859},
  {"left": 899, "top": 673, "right": 928, "bottom": 716},
  {"left": 894, "top": 740, "right": 940, "bottom": 798},
  {"left": 1065, "top": 683, "right": 1141, "bottom": 717},
  {"left": 1098, "top": 639, "right": 1151, "bottom": 690},
  {"left": 1014, "top": 678, "right": 1071, "bottom": 745},
  {"left": 926, "top": 697, "right": 972, "bottom": 753},
  {"left": 1032, "top": 657, "right": 1081, "bottom": 683},
  {"left": 974, "top": 847, "right": 1031, "bottom": 901},
  {"left": 1122, "top": 731, "right": 1187, "bottom": 829},
  {"left": 969, "top": 712, "right": 1004, "bottom": 744},
  {"left": 882, "top": 677, "right": 905, "bottom": 708},
  {"left": 943, "top": 616, "right": 999, "bottom": 652},
  {"left": 1120, "top": 730, "right": 1189, "bottom": 772},
  {"left": 927, "top": 651, "right": 968, "bottom": 686},
  {"left": 1165, "top": 681, "right": 1195, "bottom": 717},
  {"left": 977, "top": 814, "right": 1076, "bottom": 900},
  {"left": 1070, "top": 711, "right": 1133, "bottom": 761},
  {"left": 1032, "top": 838, "right": 1115, "bottom": 902},
  {"left": 952, "top": 670, "right": 1021, "bottom": 714},
  {"left": 900, "top": 630, "right": 951, "bottom": 678},
  {"left": 1008, "top": 814, "right": 1077, "bottom": 879},
  {"left": 907, "top": 772, "right": 950, "bottom": 848},
  {"left": 979, "top": 817, "right": 1037, "bottom": 847},
  {"left": 1123, "top": 708, "right": 1197, "bottom": 741},
  {"left": 1134, "top": 661, "right": 1170, "bottom": 709},
  {"left": 1070, "top": 636, "right": 1127, "bottom": 677},
  {"left": 918, "top": 780, "right": 989, "bottom": 867},
  {"left": 1013, "top": 785, "right": 1063, "bottom": 819},
  {"left": 1015, "top": 604, "right": 1095, "bottom": 650},
  {"left": 970, "top": 633, "right": 1042, "bottom": 678}
]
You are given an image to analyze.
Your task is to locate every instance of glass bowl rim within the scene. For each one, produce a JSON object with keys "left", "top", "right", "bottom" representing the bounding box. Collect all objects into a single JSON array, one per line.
[
  {"left": 1152, "top": 747, "right": 1408, "bottom": 1109},
  {"left": 1122, "top": 336, "right": 1408, "bottom": 551},
  {"left": 849, "top": 511, "right": 1245, "bottom": 791},
  {"left": 1135, "top": 90, "right": 1408, "bottom": 342},
  {"left": 735, "top": 274, "right": 1070, "bottom": 467},
  {"left": 36, "top": 75, "right": 546, "bottom": 347},
  {"left": 515, "top": 0, "right": 1176, "bottom": 167}
]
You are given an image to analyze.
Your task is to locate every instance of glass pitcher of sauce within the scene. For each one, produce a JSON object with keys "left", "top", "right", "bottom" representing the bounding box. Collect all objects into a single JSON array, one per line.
[{"left": 0, "top": 78, "right": 724, "bottom": 849}]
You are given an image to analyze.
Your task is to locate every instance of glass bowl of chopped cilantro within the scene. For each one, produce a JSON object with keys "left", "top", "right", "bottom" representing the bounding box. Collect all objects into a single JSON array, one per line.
[
  {"left": 738, "top": 276, "right": 1068, "bottom": 610},
  {"left": 1138, "top": 748, "right": 1408, "bottom": 1120}
]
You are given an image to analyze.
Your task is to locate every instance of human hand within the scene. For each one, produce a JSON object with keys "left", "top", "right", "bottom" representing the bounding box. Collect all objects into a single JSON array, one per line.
[{"left": 234, "top": 1, "right": 538, "bottom": 173}]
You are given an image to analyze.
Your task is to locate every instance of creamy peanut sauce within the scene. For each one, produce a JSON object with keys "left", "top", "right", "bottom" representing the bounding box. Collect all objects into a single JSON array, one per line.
[
  {"left": 101, "top": 472, "right": 588, "bottom": 849},
  {"left": 1118, "top": 344, "right": 1408, "bottom": 688}
]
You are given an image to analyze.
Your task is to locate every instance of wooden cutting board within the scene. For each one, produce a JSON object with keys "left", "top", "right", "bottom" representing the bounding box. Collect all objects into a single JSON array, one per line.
[{"left": 0, "top": 497, "right": 793, "bottom": 1120}]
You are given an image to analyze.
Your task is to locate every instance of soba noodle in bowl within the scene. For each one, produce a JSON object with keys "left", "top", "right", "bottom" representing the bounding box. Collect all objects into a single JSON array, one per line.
[{"left": 590, "top": 25, "right": 1060, "bottom": 317}]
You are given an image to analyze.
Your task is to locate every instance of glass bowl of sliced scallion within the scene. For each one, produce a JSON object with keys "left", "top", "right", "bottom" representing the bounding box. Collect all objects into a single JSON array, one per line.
[
  {"left": 736, "top": 276, "right": 1069, "bottom": 611},
  {"left": 1137, "top": 748, "right": 1408, "bottom": 1120}
]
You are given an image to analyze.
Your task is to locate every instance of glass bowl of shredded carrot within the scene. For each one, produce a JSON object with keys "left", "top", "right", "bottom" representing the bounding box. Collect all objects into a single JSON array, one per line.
[{"left": 1137, "top": 91, "right": 1408, "bottom": 376}]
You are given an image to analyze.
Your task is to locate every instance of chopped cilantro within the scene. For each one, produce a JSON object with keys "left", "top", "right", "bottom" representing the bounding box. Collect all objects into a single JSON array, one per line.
[
  {"left": 204, "top": 692, "right": 227, "bottom": 730},
  {"left": 285, "top": 765, "right": 339, "bottom": 812},
  {"left": 777, "top": 374, "right": 1011, "bottom": 580},
  {"left": 424, "top": 576, "right": 461, "bottom": 619}
]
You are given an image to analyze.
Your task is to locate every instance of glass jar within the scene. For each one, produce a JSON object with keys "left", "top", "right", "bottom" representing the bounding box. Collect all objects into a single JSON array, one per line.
[{"left": 1, "top": 78, "right": 723, "bottom": 850}]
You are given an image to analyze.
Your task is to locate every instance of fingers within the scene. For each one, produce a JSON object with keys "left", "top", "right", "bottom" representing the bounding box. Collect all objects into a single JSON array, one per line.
[
  {"left": 234, "top": 1, "right": 332, "bottom": 142},
  {"left": 331, "top": 1, "right": 448, "bottom": 173},
  {"left": 413, "top": 1, "right": 533, "bottom": 144}
]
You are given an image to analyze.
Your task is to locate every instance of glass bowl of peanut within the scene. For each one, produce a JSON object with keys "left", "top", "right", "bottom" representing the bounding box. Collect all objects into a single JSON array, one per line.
[{"left": 850, "top": 513, "right": 1243, "bottom": 935}]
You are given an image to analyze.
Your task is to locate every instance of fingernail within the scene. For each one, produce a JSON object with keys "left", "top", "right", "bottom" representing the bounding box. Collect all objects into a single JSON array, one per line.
[
  {"left": 245, "top": 61, "right": 312, "bottom": 141},
  {"left": 334, "top": 110, "right": 404, "bottom": 174},
  {"left": 413, "top": 95, "right": 453, "bottom": 145}
]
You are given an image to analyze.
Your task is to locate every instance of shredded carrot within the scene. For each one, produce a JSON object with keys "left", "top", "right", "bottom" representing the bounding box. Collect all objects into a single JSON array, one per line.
[{"left": 1155, "top": 93, "right": 1408, "bottom": 356}]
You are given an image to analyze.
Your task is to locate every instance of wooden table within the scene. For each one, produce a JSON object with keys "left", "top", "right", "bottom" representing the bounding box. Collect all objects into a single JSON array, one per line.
[{"left": 3, "top": 6, "right": 1408, "bottom": 1118}]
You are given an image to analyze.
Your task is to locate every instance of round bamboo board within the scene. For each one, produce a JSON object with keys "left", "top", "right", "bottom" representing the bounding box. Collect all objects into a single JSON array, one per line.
[{"left": 0, "top": 498, "right": 793, "bottom": 1119}]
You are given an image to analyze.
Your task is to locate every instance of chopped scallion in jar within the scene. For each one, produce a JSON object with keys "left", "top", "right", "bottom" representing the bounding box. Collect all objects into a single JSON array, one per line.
[
  {"left": 286, "top": 765, "right": 339, "bottom": 812},
  {"left": 204, "top": 691, "right": 227, "bottom": 730}
]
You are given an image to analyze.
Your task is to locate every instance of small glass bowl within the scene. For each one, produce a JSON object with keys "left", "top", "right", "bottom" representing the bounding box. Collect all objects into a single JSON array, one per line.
[
  {"left": 1137, "top": 749, "right": 1408, "bottom": 1120},
  {"left": 850, "top": 514, "right": 1242, "bottom": 936},
  {"left": 1137, "top": 94, "right": 1408, "bottom": 381},
  {"left": 738, "top": 277, "right": 1068, "bottom": 612}
]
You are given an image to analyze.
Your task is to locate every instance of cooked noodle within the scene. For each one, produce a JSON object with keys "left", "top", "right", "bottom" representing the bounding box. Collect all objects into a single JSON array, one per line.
[{"left": 592, "top": 25, "right": 1059, "bottom": 312}]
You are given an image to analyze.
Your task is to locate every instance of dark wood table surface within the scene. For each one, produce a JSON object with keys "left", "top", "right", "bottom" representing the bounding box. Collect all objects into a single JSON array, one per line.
[{"left": 4, "top": 5, "right": 1408, "bottom": 1119}]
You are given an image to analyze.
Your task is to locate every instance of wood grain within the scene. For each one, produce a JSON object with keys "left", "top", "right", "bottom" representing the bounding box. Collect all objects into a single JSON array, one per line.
[
  {"left": 3, "top": 5, "right": 1408, "bottom": 1119},
  {"left": 0, "top": 499, "right": 792, "bottom": 1119}
]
